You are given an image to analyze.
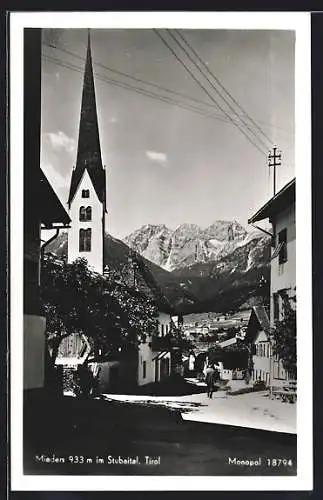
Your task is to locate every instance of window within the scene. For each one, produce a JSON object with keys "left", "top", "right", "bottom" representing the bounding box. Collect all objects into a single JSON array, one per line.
[
  {"left": 79, "top": 206, "right": 91, "bottom": 221},
  {"left": 86, "top": 206, "right": 92, "bottom": 221},
  {"left": 273, "top": 293, "right": 280, "bottom": 321},
  {"left": 142, "top": 361, "right": 147, "bottom": 379},
  {"left": 82, "top": 189, "right": 90, "bottom": 198},
  {"left": 280, "top": 290, "right": 290, "bottom": 318},
  {"left": 79, "top": 228, "right": 91, "bottom": 252},
  {"left": 278, "top": 228, "right": 287, "bottom": 264},
  {"left": 79, "top": 206, "right": 86, "bottom": 221}
]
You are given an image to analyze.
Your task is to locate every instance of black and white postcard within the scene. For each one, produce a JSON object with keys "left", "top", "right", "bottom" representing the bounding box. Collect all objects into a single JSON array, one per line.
[{"left": 9, "top": 11, "right": 312, "bottom": 491}]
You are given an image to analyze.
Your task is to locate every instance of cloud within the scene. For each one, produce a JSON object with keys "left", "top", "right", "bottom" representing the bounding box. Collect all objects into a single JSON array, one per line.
[
  {"left": 41, "top": 160, "right": 68, "bottom": 192},
  {"left": 108, "top": 116, "right": 117, "bottom": 124},
  {"left": 44, "top": 131, "right": 76, "bottom": 154},
  {"left": 145, "top": 150, "right": 168, "bottom": 165}
]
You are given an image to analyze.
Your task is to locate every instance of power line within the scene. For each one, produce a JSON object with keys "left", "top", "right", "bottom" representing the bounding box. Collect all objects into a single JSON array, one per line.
[
  {"left": 43, "top": 41, "right": 292, "bottom": 135},
  {"left": 154, "top": 29, "right": 267, "bottom": 156},
  {"left": 153, "top": 29, "right": 267, "bottom": 156},
  {"left": 42, "top": 54, "right": 235, "bottom": 122},
  {"left": 43, "top": 42, "right": 215, "bottom": 111},
  {"left": 173, "top": 29, "right": 273, "bottom": 146},
  {"left": 43, "top": 53, "right": 270, "bottom": 129},
  {"left": 166, "top": 29, "right": 271, "bottom": 152}
]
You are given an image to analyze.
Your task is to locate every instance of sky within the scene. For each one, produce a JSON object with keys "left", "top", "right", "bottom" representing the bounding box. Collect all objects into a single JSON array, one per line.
[{"left": 41, "top": 28, "right": 295, "bottom": 239}]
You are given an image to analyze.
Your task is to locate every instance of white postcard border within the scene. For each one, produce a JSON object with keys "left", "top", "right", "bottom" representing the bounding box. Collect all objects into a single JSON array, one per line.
[{"left": 10, "top": 11, "right": 312, "bottom": 491}]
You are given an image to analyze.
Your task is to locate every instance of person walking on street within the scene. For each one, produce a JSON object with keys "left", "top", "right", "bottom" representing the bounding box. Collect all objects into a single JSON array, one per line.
[
  {"left": 205, "top": 364, "right": 215, "bottom": 399},
  {"left": 211, "top": 367, "right": 220, "bottom": 398}
]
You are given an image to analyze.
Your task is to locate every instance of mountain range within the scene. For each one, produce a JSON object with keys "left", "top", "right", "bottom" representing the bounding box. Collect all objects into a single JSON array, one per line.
[
  {"left": 45, "top": 220, "right": 271, "bottom": 314},
  {"left": 124, "top": 221, "right": 262, "bottom": 272}
]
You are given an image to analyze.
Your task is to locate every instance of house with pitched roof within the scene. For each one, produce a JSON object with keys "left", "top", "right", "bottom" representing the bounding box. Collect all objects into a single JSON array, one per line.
[
  {"left": 248, "top": 178, "right": 296, "bottom": 382},
  {"left": 244, "top": 306, "right": 271, "bottom": 385}
]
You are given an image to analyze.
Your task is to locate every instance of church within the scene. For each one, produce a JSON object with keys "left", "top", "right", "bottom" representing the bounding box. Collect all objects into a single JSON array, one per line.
[
  {"left": 57, "top": 31, "right": 178, "bottom": 392},
  {"left": 67, "top": 31, "right": 106, "bottom": 275}
]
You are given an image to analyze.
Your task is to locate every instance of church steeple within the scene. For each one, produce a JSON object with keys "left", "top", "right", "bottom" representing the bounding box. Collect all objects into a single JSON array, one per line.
[{"left": 68, "top": 30, "right": 106, "bottom": 209}]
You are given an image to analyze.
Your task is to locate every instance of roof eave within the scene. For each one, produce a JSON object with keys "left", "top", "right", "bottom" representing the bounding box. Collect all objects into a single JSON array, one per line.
[
  {"left": 248, "top": 178, "right": 296, "bottom": 224},
  {"left": 40, "top": 171, "right": 71, "bottom": 226}
]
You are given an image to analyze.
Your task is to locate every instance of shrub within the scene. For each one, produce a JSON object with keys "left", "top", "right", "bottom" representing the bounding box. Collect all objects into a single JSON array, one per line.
[{"left": 253, "top": 379, "right": 266, "bottom": 391}]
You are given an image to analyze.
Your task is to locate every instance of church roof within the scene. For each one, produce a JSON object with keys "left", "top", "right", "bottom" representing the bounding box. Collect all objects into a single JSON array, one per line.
[{"left": 68, "top": 31, "right": 106, "bottom": 208}]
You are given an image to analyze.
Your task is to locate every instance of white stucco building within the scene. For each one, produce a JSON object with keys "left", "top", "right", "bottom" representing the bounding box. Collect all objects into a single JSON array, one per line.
[
  {"left": 248, "top": 178, "right": 296, "bottom": 382},
  {"left": 137, "top": 312, "right": 172, "bottom": 387}
]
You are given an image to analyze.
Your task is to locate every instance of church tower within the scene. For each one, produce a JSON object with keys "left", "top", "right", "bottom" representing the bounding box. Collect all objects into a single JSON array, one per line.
[{"left": 67, "top": 31, "right": 107, "bottom": 274}]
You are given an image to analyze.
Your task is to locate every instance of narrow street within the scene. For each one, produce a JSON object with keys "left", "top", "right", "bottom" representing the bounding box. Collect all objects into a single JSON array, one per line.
[{"left": 24, "top": 394, "right": 296, "bottom": 476}]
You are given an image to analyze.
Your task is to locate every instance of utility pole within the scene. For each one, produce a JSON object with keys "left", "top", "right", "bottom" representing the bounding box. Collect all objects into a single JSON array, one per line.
[{"left": 268, "top": 146, "right": 282, "bottom": 196}]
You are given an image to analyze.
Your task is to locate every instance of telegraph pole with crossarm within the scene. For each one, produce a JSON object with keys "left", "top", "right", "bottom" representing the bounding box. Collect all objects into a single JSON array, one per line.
[{"left": 268, "top": 146, "right": 282, "bottom": 196}]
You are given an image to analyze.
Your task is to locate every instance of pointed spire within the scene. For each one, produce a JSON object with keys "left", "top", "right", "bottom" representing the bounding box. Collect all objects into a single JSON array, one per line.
[
  {"left": 76, "top": 29, "right": 103, "bottom": 171},
  {"left": 68, "top": 30, "right": 106, "bottom": 207}
]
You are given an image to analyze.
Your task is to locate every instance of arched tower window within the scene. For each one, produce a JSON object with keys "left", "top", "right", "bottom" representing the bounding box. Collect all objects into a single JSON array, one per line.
[
  {"left": 79, "top": 206, "right": 92, "bottom": 221},
  {"left": 79, "top": 206, "right": 86, "bottom": 221},
  {"left": 86, "top": 206, "right": 92, "bottom": 221},
  {"left": 79, "top": 228, "right": 92, "bottom": 252}
]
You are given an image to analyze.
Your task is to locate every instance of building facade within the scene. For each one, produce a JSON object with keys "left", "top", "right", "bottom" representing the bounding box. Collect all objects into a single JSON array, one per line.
[
  {"left": 248, "top": 178, "right": 296, "bottom": 382},
  {"left": 244, "top": 306, "right": 271, "bottom": 385},
  {"left": 137, "top": 311, "right": 172, "bottom": 386},
  {"left": 270, "top": 202, "right": 296, "bottom": 324}
]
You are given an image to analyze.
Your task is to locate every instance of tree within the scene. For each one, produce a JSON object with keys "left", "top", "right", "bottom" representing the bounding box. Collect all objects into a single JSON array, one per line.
[
  {"left": 271, "top": 290, "right": 297, "bottom": 379},
  {"left": 41, "top": 256, "right": 159, "bottom": 369},
  {"left": 207, "top": 342, "right": 249, "bottom": 369},
  {"left": 222, "top": 341, "right": 249, "bottom": 369},
  {"left": 207, "top": 346, "right": 224, "bottom": 365}
]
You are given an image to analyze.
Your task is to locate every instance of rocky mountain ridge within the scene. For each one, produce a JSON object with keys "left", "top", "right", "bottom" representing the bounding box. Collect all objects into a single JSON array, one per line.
[
  {"left": 123, "top": 220, "right": 266, "bottom": 272},
  {"left": 45, "top": 220, "right": 270, "bottom": 314}
]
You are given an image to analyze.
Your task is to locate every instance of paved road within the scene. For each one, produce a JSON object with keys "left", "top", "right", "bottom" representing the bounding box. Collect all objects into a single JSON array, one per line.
[{"left": 24, "top": 396, "right": 296, "bottom": 476}]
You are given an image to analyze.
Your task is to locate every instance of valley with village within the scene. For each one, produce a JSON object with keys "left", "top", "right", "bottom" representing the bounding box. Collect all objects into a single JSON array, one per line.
[{"left": 22, "top": 27, "right": 297, "bottom": 477}]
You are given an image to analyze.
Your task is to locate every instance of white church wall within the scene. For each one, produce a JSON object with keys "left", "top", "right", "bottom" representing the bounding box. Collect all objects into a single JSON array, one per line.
[{"left": 68, "top": 169, "right": 104, "bottom": 274}]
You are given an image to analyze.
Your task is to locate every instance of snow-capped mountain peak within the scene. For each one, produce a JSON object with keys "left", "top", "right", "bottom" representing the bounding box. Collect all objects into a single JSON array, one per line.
[{"left": 123, "top": 221, "right": 268, "bottom": 272}]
